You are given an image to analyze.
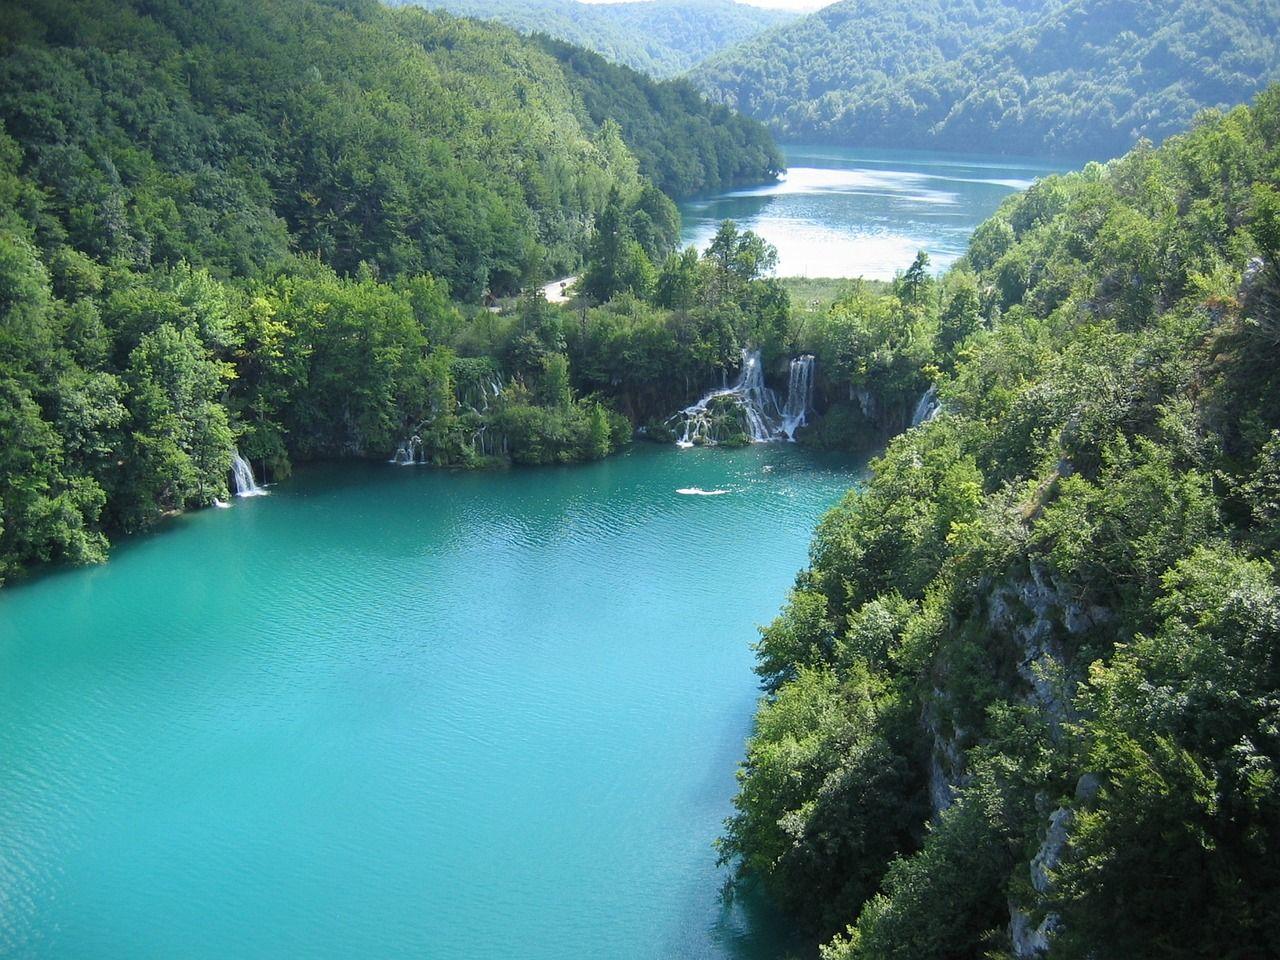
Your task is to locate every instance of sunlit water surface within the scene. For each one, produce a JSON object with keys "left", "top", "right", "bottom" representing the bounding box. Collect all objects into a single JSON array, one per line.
[
  {"left": 680, "top": 144, "right": 1067, "bottom": 279},
  {"left": 0, "top": 444, "right": 864, "bottom": 960}
]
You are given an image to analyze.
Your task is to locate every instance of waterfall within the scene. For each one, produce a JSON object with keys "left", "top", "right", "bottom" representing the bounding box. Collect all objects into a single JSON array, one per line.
[
  {"left": 390, "top": 435, "right": 423, "bottom": 465},
  {"left": 780, "top": 355, "right": 815, "bottom": 441},
  {"left": 471, "top": 424, "right": 506, "bottom": 458},
  {"left": 668, "top": 348, "right": 784, "bottom": 447},
  {"left": 471, "top": 379, "right": 503, "bottom": 413},
  {"left": 911, "top": 385, "right": 941, "bottom": 426},
  {"left": 230, "top": 450, "right": 266, "bottom": 497}
]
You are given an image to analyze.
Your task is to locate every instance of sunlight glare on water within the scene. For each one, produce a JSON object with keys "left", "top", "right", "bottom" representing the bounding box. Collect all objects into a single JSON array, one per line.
[{"left": 679, "top": 145, "right": 1067, "bottom": 279}]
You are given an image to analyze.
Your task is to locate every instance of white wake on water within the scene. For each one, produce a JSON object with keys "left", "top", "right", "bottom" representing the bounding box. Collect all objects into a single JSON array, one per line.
[{"left": 676, "top": 487, "right": 730, "bottom": 496}]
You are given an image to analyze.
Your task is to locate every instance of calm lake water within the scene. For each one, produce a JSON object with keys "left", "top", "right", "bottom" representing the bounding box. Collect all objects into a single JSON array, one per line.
[
  {"left": 680, "top": 144, "right": 1066, "bottom": 279},
  {"left": 0, "top": 444, "right": 864, "bottom": 959}
]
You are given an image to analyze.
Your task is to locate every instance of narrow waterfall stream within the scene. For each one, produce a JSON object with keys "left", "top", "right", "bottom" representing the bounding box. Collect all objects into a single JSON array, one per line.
[
  {"left": 911, "top": 384, "right": 941, "bottom": 426},
  {"left": 780, "top": 355, "right": 815, "bottom": 440},
  {"left": 231, "top": 450, "right": 267, "bottom": 496}
]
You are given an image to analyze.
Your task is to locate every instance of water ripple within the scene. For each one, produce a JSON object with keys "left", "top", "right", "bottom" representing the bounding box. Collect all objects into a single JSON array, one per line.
[{"left": 0, "top": 445, "right": 863, "bottom": 960}]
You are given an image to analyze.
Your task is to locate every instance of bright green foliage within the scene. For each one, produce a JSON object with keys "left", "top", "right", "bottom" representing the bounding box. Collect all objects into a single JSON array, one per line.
[
  {"left": 0, "top": 0, "right": 788, "bottom": 582},
  {"left": 263, "top": 269, "right": 427, "bottom": 458},
  {"left": 722, "top": 90, "right": 1280, "bottom": 959},
  {"left": 755, "top": 588, "right": 837, "bottom": 691},
  {"left": 0, "top": 377, "right": 109, "bottom": 577},
  {"left": 809, "top": 427, "right": 983, "bottom": 609},
  {"left": 805, "top": 276, "right": 939, "bottom": 436},
  {"left": 720, "top": 664, "right": 925, "bottom": 935},
  {"left": 1045, "top": 547, "right": 1280, "bottom": 957},
  {"left": 115, "top": 323, "right": 234, "bottom": 527},
  {"left": 568, "top": 222, "right": 795, "bottom": 427},
  {"left": 693, "top": 0, "right": 1280, "bottom": 158}
]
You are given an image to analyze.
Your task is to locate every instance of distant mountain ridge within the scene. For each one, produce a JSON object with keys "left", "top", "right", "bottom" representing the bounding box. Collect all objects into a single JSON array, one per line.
[
  {"left": 691, "top": 0, "right": 1280, "bottom": 157},
  {"left": 389, "top": 0, "right": 796, "bottom": 78}
]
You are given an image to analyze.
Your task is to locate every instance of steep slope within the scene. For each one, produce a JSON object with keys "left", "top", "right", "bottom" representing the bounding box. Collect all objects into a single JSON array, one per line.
[
  {"left": 391, "top": 0, "right": 795, "bottom": 78},
  {"left": 535, "top": 36, "right": 784, "bottom": 199},
  {"left": 691, "top": 0, "right": 1053, "bottom": 137},
  {"left": 0, "top": 0, "right": 779, "bottom": 298},
  {"left": 693, "top": 0, "right": 1280, "bottom": 158},
  {"left": 722, "top": 88, "right": 1280, "bottom": 958}
]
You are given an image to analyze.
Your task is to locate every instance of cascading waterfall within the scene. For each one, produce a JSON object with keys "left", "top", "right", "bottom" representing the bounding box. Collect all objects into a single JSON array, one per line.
[
  {"left": 779, "top": 355, "right": 815, "bottom": 441},
  {"left": 669, "top": 349, "right": 782, "bottom": 447},
  {"left": 470, "top": 424, "right": 508, "bottom": 458},
  {"left": 390, "top": 435, "right": 423, "bottom": 465},
  {"left": 230, "top": 449, "right": 266, "bottom": 497},
  {"left": 465, "top": 379, "right": 504, "bottom": 414},
  {"left": 668, "top": 349, "right": 816, "bottom": 446},
  {"left": 911, "top": 384, "right": 941, "bottom": 426},
  {"left": 393, "top": 376, "right": 505, "bottom": 464}
]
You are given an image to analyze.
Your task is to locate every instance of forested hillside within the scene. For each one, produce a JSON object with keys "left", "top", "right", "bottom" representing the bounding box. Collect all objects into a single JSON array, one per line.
[
  {"left": 535, "top": 37, "right": 783, "bottom": 200},
  {"left": 0, "top": 0, "right": 778, "bottom": 295},
  {"left": 0, "top": 0, "right": 785, "bottom": 581},
  {"left": 693, "top": 0, "right": 1280, "bottom": 157},
  {"left": 720, "top": 90, "right": 1280, "bottom": 957},
  {"left": 391, "top": 0, "right": 794, "bottom": 79}
]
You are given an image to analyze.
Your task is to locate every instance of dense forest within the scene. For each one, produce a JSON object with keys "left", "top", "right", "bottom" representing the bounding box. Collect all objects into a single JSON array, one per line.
[
  {"left": 720, "top": 90, "right": 1280, "bottom": 958},
  {"left": 0, "top": 0, "right": 778, "bottom": 293},
  {"left": 534, "top": 37, "right": 783, "bottom": 201},
  {"left": 391, "top": 0, "right": 794, "bottom": 79},
  {"left": 0, "top": 0, "right": 787, "bottom": 582},
  {"left": 692, "top": 0, "right": 1280, "bottom": 157}
]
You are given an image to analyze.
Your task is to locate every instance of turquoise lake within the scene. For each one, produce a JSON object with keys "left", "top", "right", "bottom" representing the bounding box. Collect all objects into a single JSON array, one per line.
[
  {"left": 680, "top": 144, "right": 1066, "bottom": 279},
  {"left": 0, "top": 444, "right": 864, "bottom": 959}
]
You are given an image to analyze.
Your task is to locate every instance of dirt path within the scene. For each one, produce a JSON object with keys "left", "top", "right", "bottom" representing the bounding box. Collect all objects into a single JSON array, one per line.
[{"left": 540, "top": 276, "right": 576, "bottom": 304}]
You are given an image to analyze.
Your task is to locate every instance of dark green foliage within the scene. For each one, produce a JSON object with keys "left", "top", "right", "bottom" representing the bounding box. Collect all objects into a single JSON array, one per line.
[
  {"left": 536, "top": 36, "right": 784, "bottom": 199},
  {"left": 693, "top": 0, "right": 1280, "bottom": 158},
  {"left": 1052, "top": 548, "right": 1280, "bottom": 958},
  {"left": 723, "top": 90, "right": 1280, "bottom": 959},
  {"left": 581, "top": 186, "right": 660, "bottom": 303},
  {"left": 0, "top": 0, "right": 778, "bottom": 300},
  {"left": 567, "top": 221, "right": 796, "bottom": 426},
  {"left": 390, "top": 0, "right": 794, "bottom": 79}
]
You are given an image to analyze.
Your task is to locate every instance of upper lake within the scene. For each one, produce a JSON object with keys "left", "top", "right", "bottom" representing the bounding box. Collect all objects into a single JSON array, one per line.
[
  {"left": 0, "top": 444, "right": 862, "bottom": 960},
  {"left": 679, "top": 144, "right": 1067, "bottom": 279}
]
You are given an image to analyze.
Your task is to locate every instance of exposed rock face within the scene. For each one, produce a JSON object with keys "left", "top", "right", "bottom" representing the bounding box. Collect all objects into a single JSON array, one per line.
[
  {"left": 924, "top": 690, "right": 965, "bottom": 816},
  {"left": 1009, "top": 771, "right": 1102, "bottom": 958},
  {"left": 921, "top": 559, "right": 1113, "bottom": 954},
  {"left": 988, "top": 561, "right": 1112, "bottom": 730},
  {"left": 1010, "top": 806, "right": 1072, "bottom": 957}
]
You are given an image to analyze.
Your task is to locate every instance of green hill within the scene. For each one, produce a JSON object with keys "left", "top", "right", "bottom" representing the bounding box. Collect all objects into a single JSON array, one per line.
[
  {"left": 391, "top": 0, "right": 795, "bottom": 78},
  {"left": 0, "top": 0, "right": 779, "bottom": 298},
  {"left": 692, "top": 0, "right": 1280, "bottom": 157}
]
